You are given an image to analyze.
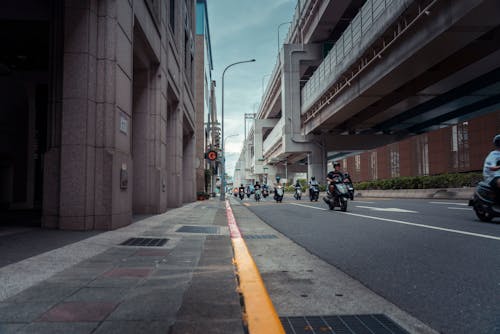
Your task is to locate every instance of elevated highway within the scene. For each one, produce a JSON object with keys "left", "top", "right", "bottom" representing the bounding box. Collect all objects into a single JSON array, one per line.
[{"left": 234, "top": 0, "right": 500, "bottom": 185}]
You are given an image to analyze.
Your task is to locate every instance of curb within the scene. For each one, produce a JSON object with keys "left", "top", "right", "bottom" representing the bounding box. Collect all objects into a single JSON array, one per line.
[{"left": 356, "top": 187, "right": 474, "bottom": 200}]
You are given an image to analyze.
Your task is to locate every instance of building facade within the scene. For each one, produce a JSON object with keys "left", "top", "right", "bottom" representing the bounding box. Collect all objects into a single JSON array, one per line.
[
  {"left": 1, "top": 0, "right": 198, "bottom": 230},
  {"left": 340, "top": 111, "right": 500, "bottom": 182}
]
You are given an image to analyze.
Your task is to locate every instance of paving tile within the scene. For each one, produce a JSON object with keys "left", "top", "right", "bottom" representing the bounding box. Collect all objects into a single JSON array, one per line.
[
  {"left": 102, "top": 267, "right": 153, "bottom": 278},
  {"left": 64, "top": 287, "right": 128, "bottom": 302},
  {"left": 87, "top": 276, "right": 143, "bottom": 288},
  {"left": 8, "top": 283, "right": 81, "bottom": 303},
  {"left": 93, "top": 320, "right": 175, "bottom": 334},
  {"left": 16, "top": 322, "right": 99, "bottom": 334},
  {"left": 37, "top": 301, "right": 117, "bottom": 322},
  {"left": 134, "top": 249, "right": 170, "bottom": 256},
  {"left": 0, "top": 301, "right": 55, "bottom": 322},
  {"left": 169, "top": 319, "right": 245, "bottom": 334}
]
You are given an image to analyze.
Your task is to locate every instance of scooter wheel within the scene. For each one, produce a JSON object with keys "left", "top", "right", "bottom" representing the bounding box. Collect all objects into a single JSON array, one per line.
[{"left": 474, "top": 205, "right": 493, "bottom": 222}]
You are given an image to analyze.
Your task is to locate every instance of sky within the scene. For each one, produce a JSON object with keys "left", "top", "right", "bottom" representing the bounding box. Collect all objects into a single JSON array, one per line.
[{"left": 206, "top": 0, "right": 297, "bottom": 177}]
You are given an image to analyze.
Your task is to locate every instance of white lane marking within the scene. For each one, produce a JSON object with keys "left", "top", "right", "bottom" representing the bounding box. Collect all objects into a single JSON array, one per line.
[
  {"left": 342, "top": 212, "right": 500, "bottom": 241},
  {"left": 290, "top": 203, "right": 500, "bottom": 241},
  {"left": 429, "top": 201, "right": 468, "bottom": 206},
  {"left": 290, "top": 203, "right": 327, "bottom": 211},
  {"left": 448, "top": 207, "right": 472, "bottom": 211},
  {"left": 356, "top": 206, "right": 418, "bottom": 213}
]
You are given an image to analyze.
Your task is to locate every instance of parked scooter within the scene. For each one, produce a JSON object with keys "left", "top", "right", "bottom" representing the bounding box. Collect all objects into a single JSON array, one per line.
[
  {"left": 324, "top": 177, "right": 349, "bottom": 211},
  {"left": 294, "top": 187, "right": 302, "bottom": 200},
  {"left": 469, "top": 181, "right": 500, "bottom": 222},
  {"left": 274, "top": 185, "right": 284, "bottom": 203},
  {"left": 343, "top": 173, "right": 354, "bottom": 200},
  {"left": 309, "top": 184, "right": 320, "bottom": 201}
]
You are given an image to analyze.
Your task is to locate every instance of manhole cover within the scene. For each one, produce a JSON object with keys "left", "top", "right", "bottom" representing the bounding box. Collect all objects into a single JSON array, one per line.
[
  {"left": 120, "top": 238, "right": 168, "bottom": 247},
  {"left": 280, "top": 314, "right": 409, "bottom": 334},
  {"left": 176, "top": 225, "right": 218, "bottom": 234},
  {"left": 244, "top": 234, "right": 278, "bottom": 239}
]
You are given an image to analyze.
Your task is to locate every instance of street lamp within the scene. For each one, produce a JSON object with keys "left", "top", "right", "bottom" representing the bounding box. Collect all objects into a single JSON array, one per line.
[
  {"left": 277, "top": 21, "right": 292, "bottom": 53},
  {"left": 220, "top": 59, "right": 256, "bottom": 201}
]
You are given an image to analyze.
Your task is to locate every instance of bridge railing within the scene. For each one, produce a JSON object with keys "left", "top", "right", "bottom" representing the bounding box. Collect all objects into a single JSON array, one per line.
[{"left": 301, "top": 0, "right": 411, "bottom": 112}]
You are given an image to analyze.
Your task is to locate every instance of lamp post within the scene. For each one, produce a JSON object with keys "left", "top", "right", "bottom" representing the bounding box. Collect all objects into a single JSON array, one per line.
[
  {"left": 277, "top": 21, "right": 292, "bottom": 53},
  {"left": 220, "top": 59, "right": 256, "bottom": 201}
]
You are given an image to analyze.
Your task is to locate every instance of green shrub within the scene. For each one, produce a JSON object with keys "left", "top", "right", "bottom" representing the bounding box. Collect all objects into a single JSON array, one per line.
[{"left": 354, "top": 172, "right": 482, "bottom": 190}]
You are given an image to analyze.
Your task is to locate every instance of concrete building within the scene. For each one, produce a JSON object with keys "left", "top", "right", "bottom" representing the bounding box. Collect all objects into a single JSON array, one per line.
[
  {"left": 194, "top": 0, "right": 216, "bottom": 195},
  {"left": 1, "top": 0, "right": 198, "bottom": 230}
]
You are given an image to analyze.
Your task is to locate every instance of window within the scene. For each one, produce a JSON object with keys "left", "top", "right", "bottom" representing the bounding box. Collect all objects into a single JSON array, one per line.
[
  {"left": 389, "top": 144, "right": 400, "bottom": 177},
  {"left": 355, "top": 155, "right": 361, "bottom": 173},
  {"left": 451, "top": 122, "right": 469, "bottom": 170},
  {"left": 416, "top": 134, "right": 429, "bottom": 175},
  {"left": 370, "top": 151, "right": 378, "bottom": 180}
]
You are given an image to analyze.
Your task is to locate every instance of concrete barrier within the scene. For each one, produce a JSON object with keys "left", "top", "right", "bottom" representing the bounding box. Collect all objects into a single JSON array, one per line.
[{"left": 355, "top": 187, "right": 474, "bottom": 200}]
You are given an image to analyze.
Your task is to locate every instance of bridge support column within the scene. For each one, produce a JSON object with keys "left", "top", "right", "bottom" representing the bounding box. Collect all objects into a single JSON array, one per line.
[{"left": 307, "top": 144, "right": 326, "bottom": 183}]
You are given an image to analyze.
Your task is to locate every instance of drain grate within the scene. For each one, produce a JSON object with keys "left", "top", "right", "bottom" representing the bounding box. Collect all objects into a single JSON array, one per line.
[
  {"left": 120, "top": 238, "right": 168, "bottom": 247},
  {"left": 280, "top": 314, "right": 409, "bottom": 334},
  {"left": 244, "top": 234, "right": 278, "bottom": 239},
  {"left": 176, "top": 225, "right": 219, "bottom": 234}
]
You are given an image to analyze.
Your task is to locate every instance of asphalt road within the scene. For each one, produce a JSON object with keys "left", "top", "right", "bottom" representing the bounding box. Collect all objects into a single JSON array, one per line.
[{"left": 242, "top": 195, "right": 500, "bottom": 334}]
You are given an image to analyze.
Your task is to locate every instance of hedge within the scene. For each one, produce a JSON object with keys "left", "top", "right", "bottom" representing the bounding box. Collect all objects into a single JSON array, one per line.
[{"left": 354, "top": 172, "right": 482, "bottom": 190}]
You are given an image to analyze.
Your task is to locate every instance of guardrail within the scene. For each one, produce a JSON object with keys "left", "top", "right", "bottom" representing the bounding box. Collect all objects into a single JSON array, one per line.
[
  {"left": 301, "top": 0, "right": 411, "bottom": 111},
  {"left": 262, "top": 118, "right": 284, "bottom": 155}
]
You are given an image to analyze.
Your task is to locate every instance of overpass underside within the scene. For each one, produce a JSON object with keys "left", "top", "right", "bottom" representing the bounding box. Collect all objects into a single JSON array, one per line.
[{"left": 303, "top": 0, "right": 500, "bottom": 146}]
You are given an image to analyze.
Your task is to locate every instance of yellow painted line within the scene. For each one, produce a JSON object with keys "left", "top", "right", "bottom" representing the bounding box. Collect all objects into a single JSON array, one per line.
[{"left": 225, "top": 201, "right": 285, "bottom": 334}]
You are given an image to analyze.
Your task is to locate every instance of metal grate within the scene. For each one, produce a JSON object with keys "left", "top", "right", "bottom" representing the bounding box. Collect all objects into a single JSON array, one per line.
[
  {"left": 176, "top": 225, "right": 219, "bottom": 234},
  {"left": 280, "top": 314, "right": 409, "bottom": 334},
  {"left": 244, "top": 234, "right": 278, "bottom": 239},
  {"left": 120, "top": 238, "right": 168, "bottom": 247}
]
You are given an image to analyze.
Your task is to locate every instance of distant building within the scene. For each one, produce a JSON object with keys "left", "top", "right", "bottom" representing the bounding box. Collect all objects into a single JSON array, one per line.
[
  {"left": 0, "top": 0, "right": 198, "bottom": 230},
  {"left": 195, "top": 0, "right": 217, "bottom": 194}
]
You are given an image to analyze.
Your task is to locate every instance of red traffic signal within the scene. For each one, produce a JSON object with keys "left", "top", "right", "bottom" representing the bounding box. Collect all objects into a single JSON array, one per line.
[{"left": 206, "top": 150, "right": 218, "bottom": 161}]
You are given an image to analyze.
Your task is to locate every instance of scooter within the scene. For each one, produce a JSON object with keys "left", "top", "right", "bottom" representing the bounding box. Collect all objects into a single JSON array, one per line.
[
  {"left": 324, "top": 179, "right": 349, "bottom": 211},
  {"left": 239, "top": 188, "right": 245, "bottom": 200},
  {"left": 254, "top": 188, "right": 261, "bottom": 202},
  {"left": 294, "top": 187, "right": 302, "bottom": 200},
  {"left": 309, "top": 184, "right": 319, "bottom": 201},
  {"left": 274, "top": 185, "right": 284, "bottom": 203},
  {"left": 343, "top": 173, "right": 354, "bottom": 200},
  {"left": 262, "top": 188, "right": 269, "bottom": 198},
  {"left": 246, "top": 188, "right": 251, "bottom": 198},
  {"left": 468, "top": 181, "right": 500, "bottom": 222}
]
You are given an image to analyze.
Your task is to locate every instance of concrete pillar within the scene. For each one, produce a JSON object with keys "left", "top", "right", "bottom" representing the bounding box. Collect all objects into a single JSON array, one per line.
[
  {"left": 183, "top": 132, "right": 196, "bottom": 203},
  {"left": 307, "top": 145, "right": 326, "bottom": 183},
  {"left": 167, "top": 104, "right": 182, "bottom": 208}
]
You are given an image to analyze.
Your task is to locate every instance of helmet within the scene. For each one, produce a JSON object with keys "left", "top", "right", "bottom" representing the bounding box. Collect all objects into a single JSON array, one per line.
[
  {"left": 240, "top": 184, "right": 243, "bottom": 187},
  {"left": 311, "top": 176, "right": 316, "bottom": 180},
  {"left": 494, "top": 134, "right": 500, "bottom": 148},
  {"left": 276, "top": 176, "right": 281, "bottom": 182},
  {"left": 255, "top": 181, "right": 260, "bottom": 185}
]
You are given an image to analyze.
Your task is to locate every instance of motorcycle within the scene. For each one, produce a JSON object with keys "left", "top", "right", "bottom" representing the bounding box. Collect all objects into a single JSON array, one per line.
[
  {"left": 254, "top": 188, "right": 261, "bottom": 202},
  {"left": 274, "top": 185, "right": 284, "bottom": 203},
  {"left": 309, "top": 184, "right": 319, "bottom": 201},
  {"left": 468, "top": 181, "right": 500, "bottom": 222},
  {"left": 239, "top": 188, "right": 245, "bottom": 200},
  {"left": 294, "top": 187, "right": 302, "bottom": 200},
  {"left": 246, "top": 188, "right": 251, "bottom": 198},
  {"left": 262, "top": 188, "right": 269, "bottom": 198},
  {"left": 324, "top": 178, "right": 349, "bottom": 211},
  {"left": 343, "top": 173, "right": 354, "bottom": 200}
]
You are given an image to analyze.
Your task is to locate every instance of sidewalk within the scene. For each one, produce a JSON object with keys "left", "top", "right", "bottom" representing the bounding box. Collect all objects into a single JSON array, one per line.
[{"left": 0, "top": 199, "right": 244, "bottom": 334}]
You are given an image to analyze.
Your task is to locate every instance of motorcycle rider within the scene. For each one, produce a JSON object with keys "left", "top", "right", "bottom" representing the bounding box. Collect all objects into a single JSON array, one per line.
[
  {"left": 325, "top": 162, "right": 344, "bottom": 203},
  {"left": 483, "top": 134, "right": 500, "bottom": 198},
  {"left": 294, "top": 180, "right": 302, "bottom": 199},
  {"left": 238, "top": 184, "right": 245, "bottom": 199},
  {"left": 308, "top": 176, "right": 319, "bottom": 198},
  {"left": 254, "top": 181, "right": 261, "bottom": 191}
]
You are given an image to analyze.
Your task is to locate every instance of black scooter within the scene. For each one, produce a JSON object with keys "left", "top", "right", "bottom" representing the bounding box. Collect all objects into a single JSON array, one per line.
[
  {"left": 324, "top": 179, "right": 349, "bottom": 211},
  {"left": 309, "top": 184, "right": 319, "bottom": 201},
  {"left": 469, "top": 181, "right": 500, "bottom": 222},
  {"left": 238, "top": 189, "right": 245, "bottom": 200}
]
